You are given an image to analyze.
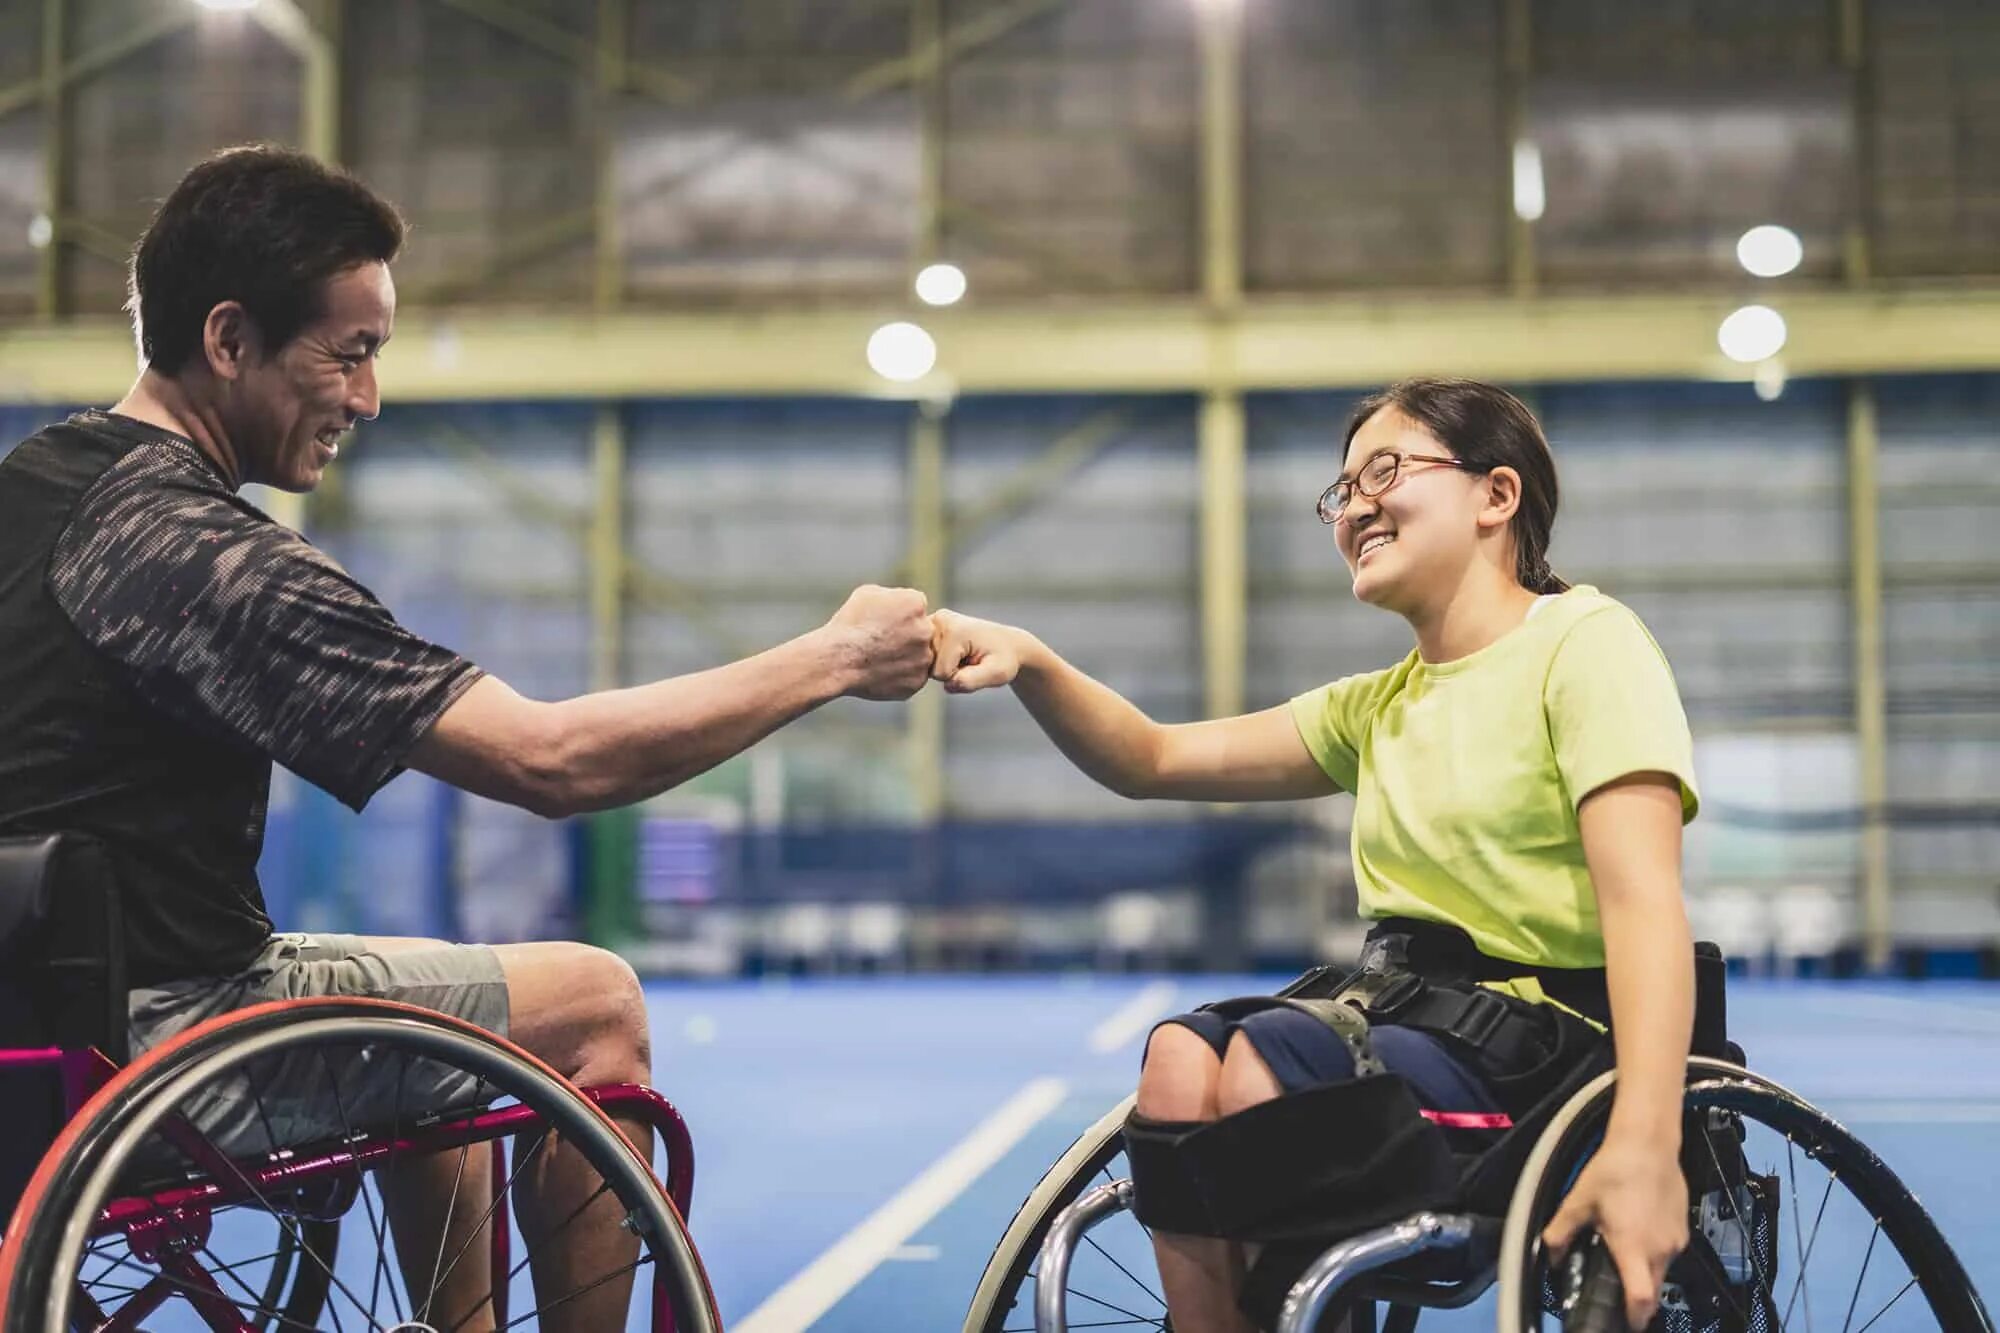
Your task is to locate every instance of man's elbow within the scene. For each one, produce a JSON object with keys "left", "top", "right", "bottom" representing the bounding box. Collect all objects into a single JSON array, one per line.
[{"left": 505, "top": 711, "right": 601, "bottom": 820}]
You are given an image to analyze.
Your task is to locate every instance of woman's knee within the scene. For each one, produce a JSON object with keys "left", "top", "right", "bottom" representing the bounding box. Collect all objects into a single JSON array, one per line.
[
  {"left": 1136, "top": 1023, "right": 1224, "bottom": 1121},
  {"left": 1215, "top": 1031, "right": 1284, "bottom": 1118}
]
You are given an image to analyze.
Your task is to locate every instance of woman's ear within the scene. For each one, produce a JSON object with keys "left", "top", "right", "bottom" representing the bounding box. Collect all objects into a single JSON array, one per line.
[{"left": 1478, "top": 465, "right": 1524, "bottom": 532}]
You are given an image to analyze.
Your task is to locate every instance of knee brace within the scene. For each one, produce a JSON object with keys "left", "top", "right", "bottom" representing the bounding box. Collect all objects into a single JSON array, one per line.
[{"left": 1123, "top": 1074, "right": 1460, "bottom": 1243}]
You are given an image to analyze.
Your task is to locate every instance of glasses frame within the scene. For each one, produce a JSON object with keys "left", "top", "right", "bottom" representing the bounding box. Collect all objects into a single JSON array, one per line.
[{"left": 1317, "top": 452, "right": 1478, "bottom": 525}]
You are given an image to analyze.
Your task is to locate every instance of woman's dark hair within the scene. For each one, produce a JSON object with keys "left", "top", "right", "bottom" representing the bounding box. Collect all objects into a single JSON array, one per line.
[
  {"left": 128, "top": 145, "right": 406, "bottom": 375},
  {"left": 1343, "top": 377, "right": 1570, "bottom": 594}
]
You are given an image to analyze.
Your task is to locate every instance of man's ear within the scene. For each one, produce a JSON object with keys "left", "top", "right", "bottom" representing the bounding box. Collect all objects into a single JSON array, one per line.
[{"left": 201, "top": 301, "right": 259, "bottom": 381}]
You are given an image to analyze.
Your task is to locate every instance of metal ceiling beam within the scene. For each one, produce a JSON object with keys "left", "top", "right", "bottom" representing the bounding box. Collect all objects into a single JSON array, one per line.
[
  {"left": 843, "top": 0, "right": 1068, "bottom": 103},
  {"left": 1847, "top": 381, "right": 1891, "bottom": 973},
  {"left": 36, "top": 0, "right": 67, "bottom": 321},
  {"left": 425, "top": 0, "right": 698, "bottom": 104},
  {"left": 10, "top": 286, "right": 2000, "bottom": 403},
  {"left": 1500, "top": 0, "right": 1535, "bottom": 296},
  {"left": 1197, "top": 0, "right": 1246, "bottom": 724},
  {"left": 905, "top": 399, "right": 947, "bottom": 822},
  {"left": 0, "top": 6, "right": 196, "bottom": 121},
  {"left": 249, "top": 0, "right": 339, "bottom": 163}
]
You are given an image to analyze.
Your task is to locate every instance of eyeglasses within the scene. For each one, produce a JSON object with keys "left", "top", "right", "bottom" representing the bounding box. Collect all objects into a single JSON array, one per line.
[{"left": 1316, "top": 451, "right": 1478, "bottom": 525}]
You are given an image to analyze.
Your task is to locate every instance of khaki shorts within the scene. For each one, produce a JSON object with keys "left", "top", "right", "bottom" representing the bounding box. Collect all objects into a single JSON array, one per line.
[{"left": 126, "top": 932, "right": 512, "bottom": 1161}]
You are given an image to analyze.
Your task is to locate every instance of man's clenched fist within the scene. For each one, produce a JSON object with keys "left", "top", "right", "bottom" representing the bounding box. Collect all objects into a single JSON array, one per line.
[{"left": 824, "top": 585, "right": 935, "bottom": 701}]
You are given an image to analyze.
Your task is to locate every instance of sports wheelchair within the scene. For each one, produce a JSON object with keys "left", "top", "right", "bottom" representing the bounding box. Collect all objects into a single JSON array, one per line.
[
  {"left": 963, "top": 938, "right": 1994, "bottom": 1333},
  {"left": 0, "top": 833, "right": 723, "bottom": 1332}
]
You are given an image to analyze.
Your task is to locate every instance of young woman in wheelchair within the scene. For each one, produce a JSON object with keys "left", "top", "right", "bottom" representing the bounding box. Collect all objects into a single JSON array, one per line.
[{"left": 930, "top": 377, "right": 1699, "bottom": 1333}]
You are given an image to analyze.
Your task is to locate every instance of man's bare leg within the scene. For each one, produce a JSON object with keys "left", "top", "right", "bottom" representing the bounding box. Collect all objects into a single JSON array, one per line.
[
  {"left": 491, "top": 941, "right": 655, "bottom": 1333},
  {"left": 356, "top": 935, "right": 654, "bottom": 1331}
]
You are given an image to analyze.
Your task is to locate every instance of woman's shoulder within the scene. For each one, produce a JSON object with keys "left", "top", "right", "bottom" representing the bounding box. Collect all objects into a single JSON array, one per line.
[
  {"left": 1535, "top": 585, "right": 1655, "bottom": 640},
  {"left": 1537, "top": 586, "right": 1678, "bottom": 674}
]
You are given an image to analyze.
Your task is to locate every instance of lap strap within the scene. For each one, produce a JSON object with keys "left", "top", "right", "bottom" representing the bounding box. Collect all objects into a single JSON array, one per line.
[{"left": 1207, "top": 962, "right": 1598, "bottom": 1114}]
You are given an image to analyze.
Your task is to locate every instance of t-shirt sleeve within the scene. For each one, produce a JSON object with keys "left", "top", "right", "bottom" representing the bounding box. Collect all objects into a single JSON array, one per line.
[
  {"left": 49, "top": 467, "right": 485, "bottom": 812},
  {"left": 1543, "top": 606, "right": 1700, "bottom": 822},
  {"left": 1287, "top": 668, "right": 1387, "bottom": 793}
]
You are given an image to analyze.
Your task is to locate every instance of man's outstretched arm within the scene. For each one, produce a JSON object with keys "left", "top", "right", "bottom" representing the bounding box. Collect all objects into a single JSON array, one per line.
[{"left": 407, "top": 585, "right": 932, "bottom": 818}]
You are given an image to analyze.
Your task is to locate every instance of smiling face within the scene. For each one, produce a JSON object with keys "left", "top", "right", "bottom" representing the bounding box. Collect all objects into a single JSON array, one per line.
[
  {"left": 1333, "top": 405, "right": 1504, "bottom": 615},
  {"left": 225, "top": 261, "right": 395, "bottom": 492}
]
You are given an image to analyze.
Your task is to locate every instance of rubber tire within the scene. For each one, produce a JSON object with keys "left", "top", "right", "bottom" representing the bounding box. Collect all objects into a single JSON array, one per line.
[{"left": 962, "top": 1094, "right": 1136, "bottom": 1333}]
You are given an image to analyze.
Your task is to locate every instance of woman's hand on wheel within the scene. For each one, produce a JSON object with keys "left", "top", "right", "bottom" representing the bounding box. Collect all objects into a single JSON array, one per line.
[
  {"left": 1541, "top": 1132, "right": 1688, "bottom": 1330},
  {"left": 930, "top": 609, "right": 1034, "bottom": 694}
]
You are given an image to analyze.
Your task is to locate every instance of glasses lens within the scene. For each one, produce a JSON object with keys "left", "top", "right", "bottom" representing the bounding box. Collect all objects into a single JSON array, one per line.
[
  {"left": 1318, "top": 483, "right": 1346, "bottom": 524},
  {"left": 1360, "top": 453, "right": 1400, "bottom": 495}
]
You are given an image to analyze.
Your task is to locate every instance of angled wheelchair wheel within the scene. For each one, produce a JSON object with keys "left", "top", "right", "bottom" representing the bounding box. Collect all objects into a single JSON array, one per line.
[
  {"left": 0, "top": 997, "right": 721, "bottom": 1333},
  {"left": 963, "top": 1094, "right": 1184, "bottom": 1333},
  {"left": 1497, "top": 1057, "right": 1994, "bottom": 1333}
]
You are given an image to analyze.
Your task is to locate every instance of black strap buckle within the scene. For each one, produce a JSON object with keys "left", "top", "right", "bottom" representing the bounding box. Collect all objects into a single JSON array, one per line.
[
  {"left": 1350, "top": 970, "right": 1426, "bottom": 1022},
  {"left": 1445, "top": 986, "right": 1513, "bottom": 1050}
]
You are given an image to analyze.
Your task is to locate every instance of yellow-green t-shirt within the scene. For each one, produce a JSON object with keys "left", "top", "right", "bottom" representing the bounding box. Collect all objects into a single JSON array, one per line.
[{"left": 1288, "top": 586, "right": 1699, "bottom": 971}]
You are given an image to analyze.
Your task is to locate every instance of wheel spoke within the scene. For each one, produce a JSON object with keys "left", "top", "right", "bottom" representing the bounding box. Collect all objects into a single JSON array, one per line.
[
  {"left": 1081, "top": 1231, "right": 1167, "bottom": 1309},
  {"left": 1838, "top": 1223, "right": 1881, "bottom": 1333},
  {"left": 430, "top": 1126, "right": 553, "bottom": 1303},
  {"left": 1786, "top": 1135, "right": 1816, "bottom": 1333},
  {"left": 493, "top": 1179, "right": 615, "bottom": 1293},
  {"left": 1063, "top": 1281, "right": 1171, "bottom": 1325},
  {"left": 76, "top": 1238, "right": 323, "bottom": 1332},
  {"left": 320, "top": 1046, "right": 397, "bottom": 1327},
  {"left": 419, "top": 1141, "right": 475, "bottom": 1324},
  {"left": 1783, "top": 1171, "right": 1840, "bottom": 1329},
  {"left": 488, "top": 1251, "right": 655, "bottom": 1333},
  {"left": 1849, "top": 1276, "right": 1918, "bottom": 1333},
  {"left": 149, "top": 1117, "right": 391, "bottom": 1332}
]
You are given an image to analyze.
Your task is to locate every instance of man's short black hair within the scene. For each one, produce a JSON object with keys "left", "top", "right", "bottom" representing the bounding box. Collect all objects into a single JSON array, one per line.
[{"left": 128, "top": 144, "right": 405, "bottom": 375}]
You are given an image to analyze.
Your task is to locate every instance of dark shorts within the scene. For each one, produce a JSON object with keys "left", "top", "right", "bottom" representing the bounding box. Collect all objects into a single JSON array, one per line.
[{"left": 1152, "top": 1004, "right": 1505, "bottom": 1117}]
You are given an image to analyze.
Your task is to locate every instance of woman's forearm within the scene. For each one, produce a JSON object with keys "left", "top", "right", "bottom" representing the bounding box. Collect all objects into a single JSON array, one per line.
[
  {"left": 1599, "top": 886, "right": 1695, "bottom": 1147},
  {"left": 1009, "top": 634, "right": 1169, "bottom": 799}
]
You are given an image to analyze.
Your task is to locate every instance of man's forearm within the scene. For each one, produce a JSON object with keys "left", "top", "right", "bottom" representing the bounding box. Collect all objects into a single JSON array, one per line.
[{"left": 547, "top": 628, "right": 853, "bottom": 813}]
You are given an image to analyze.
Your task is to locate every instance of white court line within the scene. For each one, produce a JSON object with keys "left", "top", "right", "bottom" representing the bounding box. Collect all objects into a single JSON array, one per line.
[
  {"left": 1088, "top": 981, "right": 1179, "bottom": 1054},
  {"left": 732, "top": 1076, "right": 1069, "bottom": 1333}
]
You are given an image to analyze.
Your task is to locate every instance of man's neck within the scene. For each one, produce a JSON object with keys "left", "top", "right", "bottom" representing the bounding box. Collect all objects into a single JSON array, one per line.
[{"left": 110, "top": 370, "right": 244, "bottom": 489}]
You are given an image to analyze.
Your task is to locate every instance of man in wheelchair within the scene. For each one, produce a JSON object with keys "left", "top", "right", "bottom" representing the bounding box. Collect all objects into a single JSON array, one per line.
[
  {"left": 0, "top": 145, "right": 936, "bottom": 1330},
  {"left": 932, "top": 378, "right": 1704, "bottom": 1331}
]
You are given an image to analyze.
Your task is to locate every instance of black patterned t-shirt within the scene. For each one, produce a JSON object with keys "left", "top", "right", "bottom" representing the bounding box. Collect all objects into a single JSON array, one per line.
[{"left": 0, "top": 411, "right": 484, "bottom": 985}]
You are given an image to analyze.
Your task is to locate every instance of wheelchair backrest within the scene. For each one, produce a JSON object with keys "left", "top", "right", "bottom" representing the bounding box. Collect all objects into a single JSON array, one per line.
[
  {"left": 0, "top": 834, "right": 128, "bottom": 1225},
  {"left": 0, "top": 833, "right": 127, "bottom": 1060}
]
